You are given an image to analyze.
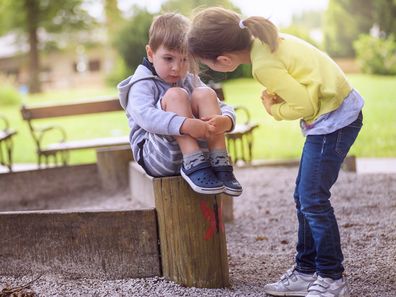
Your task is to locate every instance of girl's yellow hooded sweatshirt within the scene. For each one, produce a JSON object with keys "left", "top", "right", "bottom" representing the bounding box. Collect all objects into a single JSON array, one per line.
[{"left": 251, "top": 34, "right": 352, "bottom": 124}]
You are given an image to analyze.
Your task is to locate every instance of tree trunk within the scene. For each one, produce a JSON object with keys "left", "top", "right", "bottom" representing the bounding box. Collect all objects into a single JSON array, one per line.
[{"left": 25, "top": 0, "right": 41, "bottom": 93}]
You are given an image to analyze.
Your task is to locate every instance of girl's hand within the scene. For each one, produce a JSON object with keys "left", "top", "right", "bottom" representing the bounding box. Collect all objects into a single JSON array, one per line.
[
  {"left": 261, "top": 90, "right": 284, "bottom": 115},
  {"left": 200, "top": 115, "right": 232, "bottom": 135},
  {"left": 180, "top": 118, "right": 215, "bottom": 139}
]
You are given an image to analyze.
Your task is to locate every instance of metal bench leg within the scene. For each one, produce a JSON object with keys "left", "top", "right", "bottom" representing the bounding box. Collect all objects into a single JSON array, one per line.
[{"left": 6, "top": 138, "right": 14, "bottom": 172}]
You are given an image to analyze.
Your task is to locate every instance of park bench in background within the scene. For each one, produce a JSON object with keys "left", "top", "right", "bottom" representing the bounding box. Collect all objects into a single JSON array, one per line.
[
  {"left": 21, "top": 97, "right": 129, "bottom": 167},
  {"left": 211, "top": 83, "right": 260, "bottom": 165},
  {"left": 0, "top": 114, "right": 17, "bottom": 172},
  {"left": 21, "top": 85, "right": 258, "bottom": 168}
]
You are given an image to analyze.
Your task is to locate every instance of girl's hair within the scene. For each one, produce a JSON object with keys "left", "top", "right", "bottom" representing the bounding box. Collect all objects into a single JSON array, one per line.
[
  {"left": 188, "top": 7, "right": 279, "bottom": 60},
  {"left": 148, "top": 13, "right": 190, "bottom": 52}
]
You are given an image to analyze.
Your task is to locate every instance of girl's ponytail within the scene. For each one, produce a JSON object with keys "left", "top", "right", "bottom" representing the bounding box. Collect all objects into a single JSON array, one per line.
[{"left": 243, "top": 17, "right": 279, "bottom": 52}]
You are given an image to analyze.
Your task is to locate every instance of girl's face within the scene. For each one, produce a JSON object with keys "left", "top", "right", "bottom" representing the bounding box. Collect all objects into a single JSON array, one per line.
[{"left": 146, "top": 45, "right": 188, "bottom": 84}]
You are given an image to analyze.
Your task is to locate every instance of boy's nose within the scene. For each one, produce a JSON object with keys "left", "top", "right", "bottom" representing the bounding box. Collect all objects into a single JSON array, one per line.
[{"left": 172, "top": 62, "right": 180, "bottom": 71}]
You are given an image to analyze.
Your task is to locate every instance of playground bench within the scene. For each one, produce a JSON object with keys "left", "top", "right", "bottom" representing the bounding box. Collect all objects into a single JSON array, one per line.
[
  {"left": 20, "top": 86, "right": 258, "bottom": 167},
  {"left": 0, "top": 114, "right": 17, "bottom": 171},
  {"left": 21, "top": 97, "right": 129, "bottom": 167}
]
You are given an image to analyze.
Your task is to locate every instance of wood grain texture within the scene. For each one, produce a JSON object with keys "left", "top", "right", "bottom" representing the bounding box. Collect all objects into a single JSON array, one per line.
[{"left": 154, "top": 175, "right": 230, "bottom": 288}]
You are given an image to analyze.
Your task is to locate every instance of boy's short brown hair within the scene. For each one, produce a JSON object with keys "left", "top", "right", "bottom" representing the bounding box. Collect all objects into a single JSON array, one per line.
[{"left": 148, "top": 13, "right": 190, "bottom": 52}]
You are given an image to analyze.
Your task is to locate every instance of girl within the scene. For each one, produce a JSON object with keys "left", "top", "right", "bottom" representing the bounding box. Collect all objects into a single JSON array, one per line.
[{"left": 188, "top": 7, "right": 363, "bottom": 297}]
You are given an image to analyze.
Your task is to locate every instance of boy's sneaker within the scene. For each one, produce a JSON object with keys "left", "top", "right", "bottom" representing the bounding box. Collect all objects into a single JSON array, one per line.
[
  {"left": 263, "top": 267, "right": 316, "bottom": 296},
  {"left": 212, "top": 165, "right": 243, "bottom": 196},
  {"left": 180, "top": 161, "right": 224, "bottom": 195},
  {"left": 306, "top": 275, "right": 350, "bottom": 297}
]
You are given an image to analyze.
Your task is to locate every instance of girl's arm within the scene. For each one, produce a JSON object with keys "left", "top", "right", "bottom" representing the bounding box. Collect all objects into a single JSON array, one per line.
[{"left": 254, "top": 68, "right": 316, "bottom": 121}]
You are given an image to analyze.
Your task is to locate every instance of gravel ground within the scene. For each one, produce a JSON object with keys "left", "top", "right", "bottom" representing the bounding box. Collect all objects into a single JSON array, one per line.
[{"left": 1, "top": 166, "right": 395, "bottom": 296}]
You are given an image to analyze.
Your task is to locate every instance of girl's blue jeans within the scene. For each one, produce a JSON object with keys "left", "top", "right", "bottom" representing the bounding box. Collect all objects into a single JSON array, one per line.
[{"left": 294, "top": 111, "right": 363, "bottom": 280}]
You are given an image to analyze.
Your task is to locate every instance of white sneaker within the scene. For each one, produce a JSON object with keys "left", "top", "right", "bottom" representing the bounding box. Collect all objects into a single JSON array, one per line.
[
  {"left": 306, "top": 275, "right": 350, "bottom": 297},
  {"left": 264, "top": 267, "right": 316, "bottom": 296}
]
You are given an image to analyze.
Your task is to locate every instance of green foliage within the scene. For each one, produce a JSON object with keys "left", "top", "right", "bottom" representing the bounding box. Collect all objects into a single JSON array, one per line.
[
  {"left": 0, "top": 77, "right": 21, "bottom": 106},
  {"left": 373, "top": 0, "right": 396, "bottom": 37},
  {"left": 160, "top": 0, "right": 240, "bottom": 16},
  {"left": 114, "top": 7, "right": 153, "bottom": 72},
  {"left": 323, "top": 0, "right": 371, "bottom": 57},
  {"left": 354, "top": 34, "right": 396, "bottom": 75},
  {"left": 0, "top": 0, "right": 95, "bottom": 36},
  {"left": 323, "top": 0, "right": 396, "bottom": 57}
]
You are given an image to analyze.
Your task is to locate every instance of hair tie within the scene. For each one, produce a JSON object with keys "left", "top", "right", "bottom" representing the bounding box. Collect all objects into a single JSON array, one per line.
[{"left": 239, "top": 19, "right": 246, "bottom": 29}]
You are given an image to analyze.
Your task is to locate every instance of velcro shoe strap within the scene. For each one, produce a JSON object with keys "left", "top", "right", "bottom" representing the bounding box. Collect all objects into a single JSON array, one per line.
[
  {"left": 212, "top": 165, "right": 233, "bottom": 172},
  {"left": 182, "top": 161, "right": 212, "bottom": 175}
]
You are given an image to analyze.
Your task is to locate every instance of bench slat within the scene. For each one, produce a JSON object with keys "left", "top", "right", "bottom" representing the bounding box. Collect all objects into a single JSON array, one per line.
[
  {"left": 21, "top": 98, "right": 122, "bottom": 120},
  {"left": 44, "top": 136, "right": 129, "bottom": 153}
]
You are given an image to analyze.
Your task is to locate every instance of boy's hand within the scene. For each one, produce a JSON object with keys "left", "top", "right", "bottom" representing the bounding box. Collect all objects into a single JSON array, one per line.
[
  {"left": 180, "top": 118, "right": 215, "bottom": 139},
  {"left": 261, "top": 90, "right": 284, "bottom": 115},
  {"left": 200, "top": 115, "right": 232, "bottom": 134}
]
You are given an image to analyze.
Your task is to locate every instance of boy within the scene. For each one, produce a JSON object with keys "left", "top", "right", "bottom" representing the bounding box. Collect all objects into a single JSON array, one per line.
[{"left": 117, "top": 13, "right": 242, "bottom": 196}]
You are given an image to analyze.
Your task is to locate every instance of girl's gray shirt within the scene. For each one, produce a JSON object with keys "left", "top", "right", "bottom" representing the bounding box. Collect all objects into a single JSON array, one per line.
[{"left": 117, "top": 64, "right": 236, "bottom": 161}]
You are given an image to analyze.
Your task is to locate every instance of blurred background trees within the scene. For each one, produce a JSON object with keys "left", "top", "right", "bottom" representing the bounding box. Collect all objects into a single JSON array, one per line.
[
  {"left": 0, "top": 0, "right": 395, "bottom": 95},
  {"left": 0, "top": 0, "right": 95, "bottom": 93}
]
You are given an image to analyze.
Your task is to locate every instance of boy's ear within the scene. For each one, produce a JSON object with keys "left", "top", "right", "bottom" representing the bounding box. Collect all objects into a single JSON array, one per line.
[{"left": 146, "top": 45, "right": 154, "bottom": 62}]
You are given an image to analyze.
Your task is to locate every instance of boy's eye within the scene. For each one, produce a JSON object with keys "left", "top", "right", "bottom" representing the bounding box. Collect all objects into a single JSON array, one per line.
[{"left": 164, "top": 57, "right": 173, "bottom": 62}]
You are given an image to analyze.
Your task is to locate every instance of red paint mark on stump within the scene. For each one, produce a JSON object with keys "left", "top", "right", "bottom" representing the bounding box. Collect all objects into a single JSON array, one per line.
[{"left": 200, "top": 200, "right": 224, "bottom": 240}]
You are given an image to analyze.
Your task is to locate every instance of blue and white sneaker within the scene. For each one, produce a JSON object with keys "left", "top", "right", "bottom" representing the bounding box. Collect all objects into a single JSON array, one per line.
[
  {"left": 212, "top": 165, "right": 243, "bottom": 196},
  {"left": 180, "top": 161, "right": 224, "bottom": 195}
]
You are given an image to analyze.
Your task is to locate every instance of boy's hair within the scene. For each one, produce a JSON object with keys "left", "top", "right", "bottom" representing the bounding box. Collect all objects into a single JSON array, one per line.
[
  {"left": 148, "top": 13, "right": 190, "bottom": 52},
  {"left": 188, "top": 7, "right": 279, "bottom": 60}
]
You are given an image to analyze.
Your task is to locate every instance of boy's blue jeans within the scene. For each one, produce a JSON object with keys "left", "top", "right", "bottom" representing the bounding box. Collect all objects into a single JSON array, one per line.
[{"left": 294, "top": 111, "right": 363, "bottom": 280}]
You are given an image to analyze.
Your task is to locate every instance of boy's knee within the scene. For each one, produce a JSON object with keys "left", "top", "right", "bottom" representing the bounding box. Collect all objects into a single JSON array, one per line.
[
  {"left": 162, "top": 87, "right": 190, "bottom": 109},
  {"left": 192, "top": 87, "right": 217, "bottom": 102}
]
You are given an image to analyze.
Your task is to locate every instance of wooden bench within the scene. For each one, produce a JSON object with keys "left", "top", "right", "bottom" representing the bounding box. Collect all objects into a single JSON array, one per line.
[
  {"left": 21, "top": 97, "right": 129, "bottom": 167},
  {"left": 211, "top": 84, "right": 260, "bottom": 165},
  {"left": 0, "top": 114, "right": 17, "bottom": 172}
]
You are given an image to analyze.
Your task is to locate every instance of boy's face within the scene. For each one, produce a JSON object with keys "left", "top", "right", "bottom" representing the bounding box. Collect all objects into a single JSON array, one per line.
[{"left": 146, "top": 45, "right": 188, "bottom": 84}]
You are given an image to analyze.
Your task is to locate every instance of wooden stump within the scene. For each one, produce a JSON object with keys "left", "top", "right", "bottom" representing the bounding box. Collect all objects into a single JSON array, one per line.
[
  {"left": 154, "top": 175, "right": 230, "bottom": 288},
  {"left": 129, "top": 162, "right": 234, "bottom": 222},
  {"left": 96, "top": 145, "right": 133, "bottom": 191}
]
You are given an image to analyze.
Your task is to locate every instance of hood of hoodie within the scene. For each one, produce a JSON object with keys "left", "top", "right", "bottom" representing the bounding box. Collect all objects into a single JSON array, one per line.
[{"left": 117, "top": 60, "right": 158, "bottom": 109}]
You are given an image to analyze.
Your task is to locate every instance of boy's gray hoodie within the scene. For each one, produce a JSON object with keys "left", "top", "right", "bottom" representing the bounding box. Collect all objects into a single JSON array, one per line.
[{"left": 117, "top": 62, "right": 236, "bottom": 162}]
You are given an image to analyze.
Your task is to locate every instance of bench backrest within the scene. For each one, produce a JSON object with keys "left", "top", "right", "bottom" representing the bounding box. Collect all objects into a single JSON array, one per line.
[{"left": 21, "top": 97, "right": 122, "bottom": 120}]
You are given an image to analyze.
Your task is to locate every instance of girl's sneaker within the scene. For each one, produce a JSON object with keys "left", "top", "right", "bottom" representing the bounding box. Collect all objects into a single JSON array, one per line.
[
  {"left": 263, "top": 267, "right": 316, "bottom": 296},
  {"left": 306, "top": 275, "right": 350, "bottom": 297},
  {"left": 180, "top": 161, "right": 224, "bottom": 195},
  {"left": 212, "top": 165, "right": 243, "bottom": 196}
]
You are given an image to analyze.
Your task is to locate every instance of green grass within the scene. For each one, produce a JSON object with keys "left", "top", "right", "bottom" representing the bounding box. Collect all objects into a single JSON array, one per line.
[{"left": 1, "top": 74, "right": 395, "bottom": 165}]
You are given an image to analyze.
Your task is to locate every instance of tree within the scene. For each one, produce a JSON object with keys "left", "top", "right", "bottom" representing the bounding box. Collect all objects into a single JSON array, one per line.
[
  {"left": 0, "top": 0, "right": 95, "bottom": 93},
  {"left": 373, "top": 0, "right": 396, "bottom": 37},
  {"left": 323, "top": 0, "right": 396, "bottom": 57},
  {"left": 114, "top": 6, "right": 153, "bottom": 74},
  {"left": 324, "top": 0, "right": 373, "bottom": 57}
]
